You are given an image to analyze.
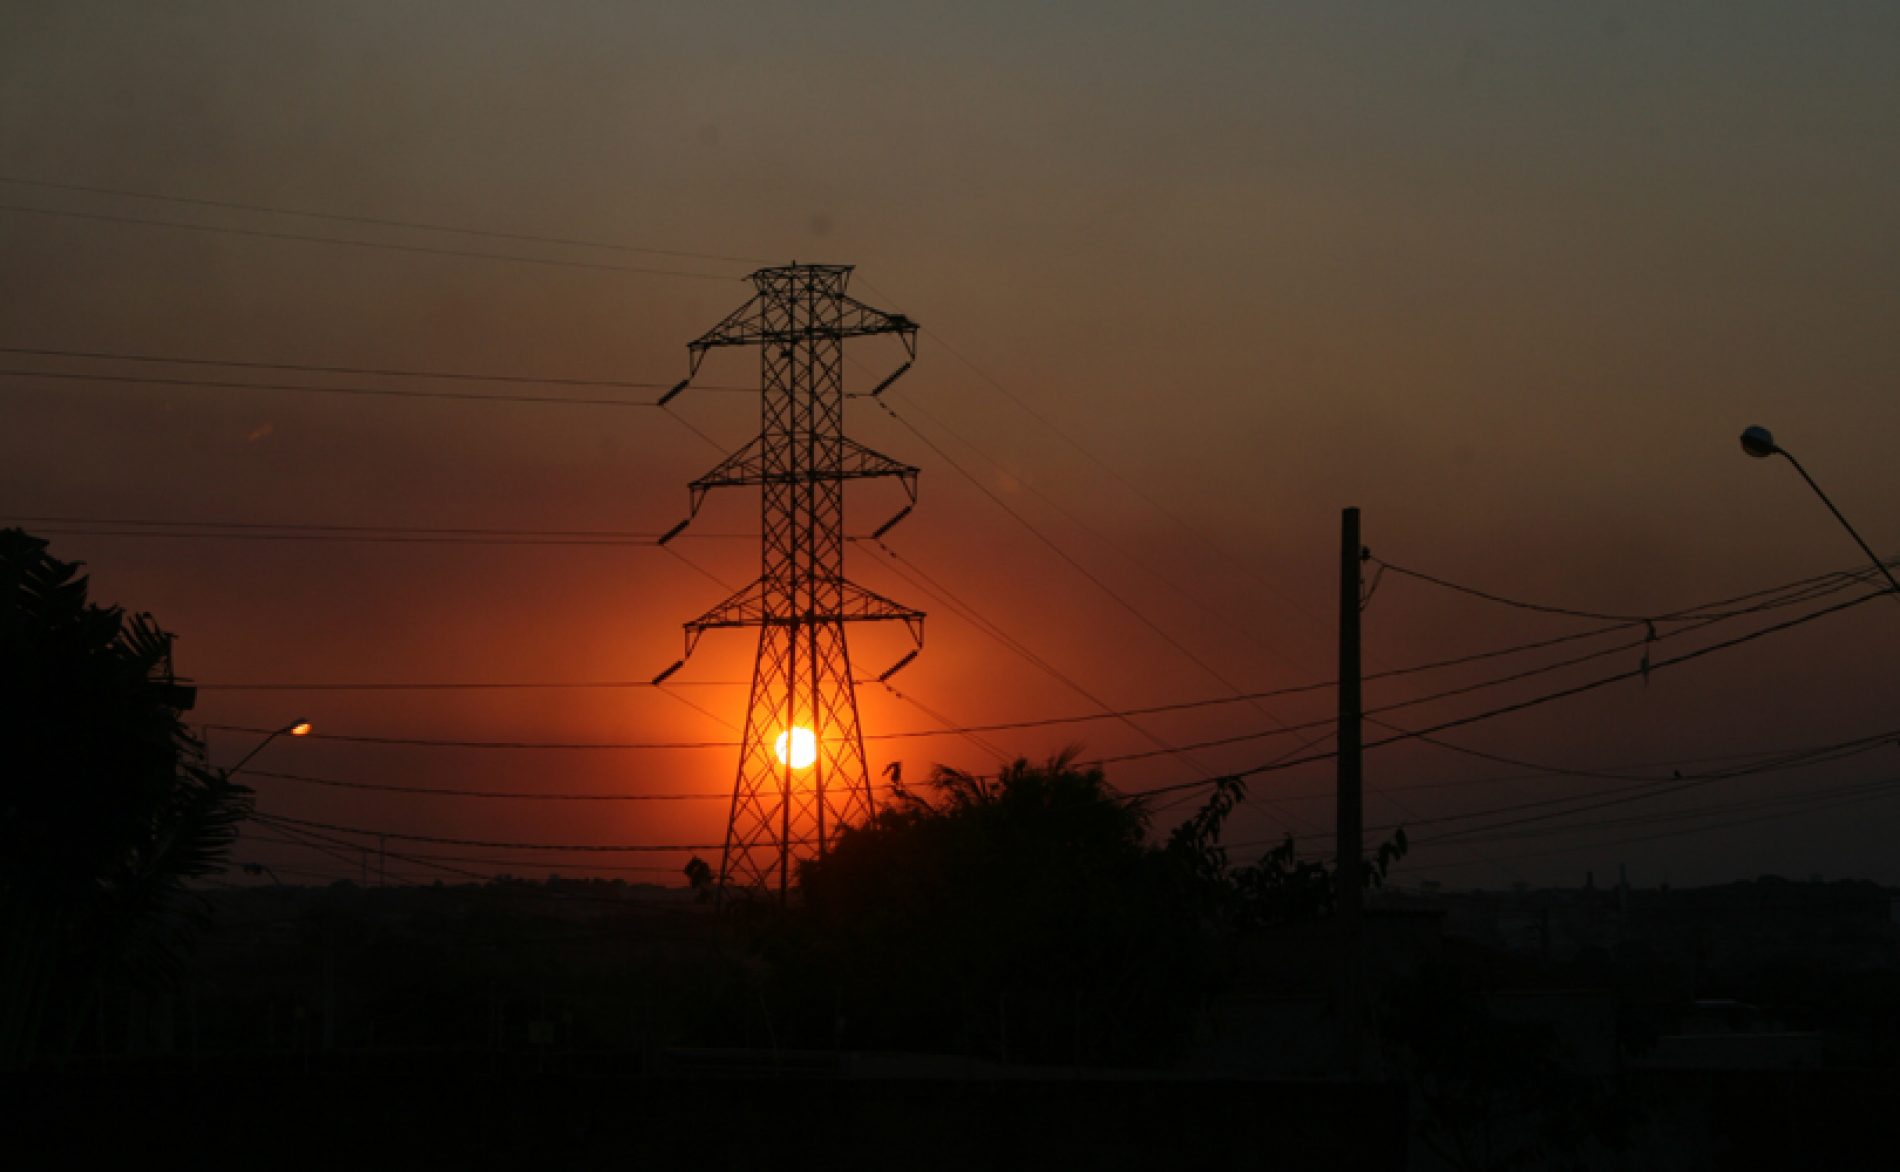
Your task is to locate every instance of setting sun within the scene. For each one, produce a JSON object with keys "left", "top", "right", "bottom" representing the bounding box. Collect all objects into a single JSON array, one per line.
[{"left": 772, "top": 726, "right": 817, "bottom": 770}]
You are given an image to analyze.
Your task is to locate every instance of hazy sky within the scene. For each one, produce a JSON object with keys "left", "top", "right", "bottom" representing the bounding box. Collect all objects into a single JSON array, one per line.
[{"left": 3, "top": 2, "right": 1898, "bottom": 888}]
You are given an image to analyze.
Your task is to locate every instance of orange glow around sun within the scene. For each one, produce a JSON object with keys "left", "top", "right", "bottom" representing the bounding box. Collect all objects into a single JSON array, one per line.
[{"left": 773, "top": 727, "right": 818, "bottom": 770}]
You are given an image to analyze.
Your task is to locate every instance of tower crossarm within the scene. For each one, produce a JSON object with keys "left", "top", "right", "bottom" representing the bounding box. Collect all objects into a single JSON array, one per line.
[
  {"left": 684, "top": 266, "right": 917, "bottom": 378},
  {"left": 683, "top": 578, "right": 924, "bottom": 655},
  {"left": 689, "top": 296, "right": 917, "bottom": 359},
  {"left": 689, "top": 436, "right": 919, "bottom": 510}
]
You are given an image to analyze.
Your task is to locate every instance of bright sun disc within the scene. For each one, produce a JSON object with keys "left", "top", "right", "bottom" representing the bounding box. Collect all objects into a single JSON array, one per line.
[{"left": 773, "top": 727, "right": 817, "bottom": 770}]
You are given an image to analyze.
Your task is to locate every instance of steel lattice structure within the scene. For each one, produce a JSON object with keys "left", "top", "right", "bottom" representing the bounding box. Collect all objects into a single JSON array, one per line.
[{"left": 665, "top": 264, "right": 923, "bottom": 897}]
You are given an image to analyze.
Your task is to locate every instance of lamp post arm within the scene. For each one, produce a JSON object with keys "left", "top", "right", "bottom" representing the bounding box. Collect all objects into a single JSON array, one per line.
[
  {"left": 227, "top": 731, "right": 281, "bottom": 775},
  {"left": 1778, "top": 449, "right": 1900, "bottom": 600}
]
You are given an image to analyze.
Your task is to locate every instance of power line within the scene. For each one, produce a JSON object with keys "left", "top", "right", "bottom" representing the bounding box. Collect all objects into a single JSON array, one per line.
[
  {"left": 199, "top": 679, "right": 753, "bottom": 692},
  {"left": 857, "top": 536, "right": 1312, "bottom": 827},
  {"left": 193, "top": 564, "right": 1881, "bottom": 754},
  {"left": 855, "top": 299, "right": 1892, "bottom": 874},
  {"left": 206, "top": 721, "right": 739, "bottom": 751},
  {"left": 254, "top": 816, "right": 552, "bottom": 888},
  {"left": 1243, "top": 779, "right": 1900, "bottom": 873},
  {"left": 855, "top": 278, "right": 1326, "bottom": 646},
  {"left": 0, "top": 364, "right": 682, "bottom": 407},
  {"left": 248, "top": 767, "right": 729, "bottom": 801},
  {"left": 242, "top": 831, "right": 682, "bottom": 875},
  {"left": 876, "top": 398, "right": 1302, "bottom": 733},
  {"left": 1398, "top": 774, "right": 1900, "bottom": 868},
  {"left": 0, "top": 174, "right": 771, "bottom": 266},
  {"left": 1259, "top": 727, "right": 1900, "bottom": 805},
  {"left": 0, "top": 344, "right": 751, "bottom": 392},
  {"left": 870, "top": 680, "right": 1015, "bottom": 764},
  {"left": 244, "top": 736, "right": 1900, "bottom": 882},
  {"left": 0, "top": 202, "right": 744, "bottom": 281},
  {"left": 870, "top": 399, "right": 1347, "bottom": 833},
  {"left": 1069, "top": 576, "right": 1863, "bottom": 771},
  {"left": 1217, "top": 723, "right": 1900, "bottom": 860},
  {"left": 262, "top": 811, "right": 737, "bottom": 853},
  {"left": 1376, "top": 554, "right": 1900, "bottom": 625},
  {"left": 22, "top": 527, "right": 707, "bottom": 547},
  {"left": 247, "top": 819, "right": 369, "bottom": 874},
  {"left": 877, "top": 385, "right": 1313, "bottom": 675},
  {"left": 1131, "top": 583, "right": 1891, "bottom": 801},
  {"left": 1409, "top": 734, "right": 1900, "bottom": 847},
  {"left": 4, "top": 513, "right": 712, "bottom": 539}
]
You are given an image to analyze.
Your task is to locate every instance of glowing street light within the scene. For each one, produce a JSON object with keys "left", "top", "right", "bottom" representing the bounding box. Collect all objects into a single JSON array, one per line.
[
  {"left": 1738, "top": 426, "right": 1900, "bottom": 603},
  {"left": 228, "top": 718, "right": 314, "bottom": 774}
]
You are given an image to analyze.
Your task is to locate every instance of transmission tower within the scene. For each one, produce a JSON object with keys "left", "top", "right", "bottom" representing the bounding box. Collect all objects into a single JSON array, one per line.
[{"left": 656, "top": 263, "right": 924, "bottom": 898}]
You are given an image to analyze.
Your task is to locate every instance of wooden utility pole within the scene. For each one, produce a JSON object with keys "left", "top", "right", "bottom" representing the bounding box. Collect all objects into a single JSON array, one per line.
[{"left": 1337, "top": 506, "right": 1365, "bottom": 1077}]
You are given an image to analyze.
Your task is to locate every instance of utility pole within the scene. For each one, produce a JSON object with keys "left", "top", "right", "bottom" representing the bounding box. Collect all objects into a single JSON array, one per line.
[
  {"left": 1336, "top": 506, "right": 1365, "bottom": 1077},
  {"left": 658, "top": 264, "right": 924, "bottom": 899}
]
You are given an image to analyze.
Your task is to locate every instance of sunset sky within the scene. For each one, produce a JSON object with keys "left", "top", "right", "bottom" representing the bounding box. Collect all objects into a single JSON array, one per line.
[{"left": 4, "top": 2, "right": 1897, "bottom": 889}]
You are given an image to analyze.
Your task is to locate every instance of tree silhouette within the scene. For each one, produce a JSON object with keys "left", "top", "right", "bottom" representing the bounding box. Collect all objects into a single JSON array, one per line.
[
  {"left": 1164, "top": 772, "right": 1409, "bottom": 928},
  {"left": 0, "top": 529, "right": 251, "bottom": 1067},
  {"left": 788, "top": 750, "right": 1211, "bottom": 1065}
]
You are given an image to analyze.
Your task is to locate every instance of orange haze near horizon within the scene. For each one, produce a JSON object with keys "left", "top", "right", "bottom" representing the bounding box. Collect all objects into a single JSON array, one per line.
[{"left": 2, "top": 2, "right": 1898, "bottom": 889}]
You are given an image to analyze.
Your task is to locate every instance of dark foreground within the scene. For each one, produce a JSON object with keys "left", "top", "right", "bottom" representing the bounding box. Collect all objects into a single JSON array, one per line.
[{"left": 12, "top": 1058, "right": 1900, "bottom": 1170}]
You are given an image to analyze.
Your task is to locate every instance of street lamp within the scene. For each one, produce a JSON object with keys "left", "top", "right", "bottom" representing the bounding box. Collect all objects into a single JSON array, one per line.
[
  {"left": 1739, "top": 426, "right": 1900, "bottom": 600},
  {"left": 227, "top": 718, "right": 313, "bottom": 774}
]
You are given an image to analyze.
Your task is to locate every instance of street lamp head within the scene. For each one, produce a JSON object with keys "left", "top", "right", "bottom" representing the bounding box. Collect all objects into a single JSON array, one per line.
[
  {"left": 1740, "top": 425, "right": 1779, "bottom": 459},
  {"left": 286, "top": 720, "right": 313, "bottom": 737}
]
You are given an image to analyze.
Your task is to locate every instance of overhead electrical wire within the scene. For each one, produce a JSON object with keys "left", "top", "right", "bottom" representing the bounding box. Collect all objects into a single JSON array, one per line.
[
  {"left": 0, "top": 365, "right": 689, "bottom": 408},
  {"left": 873, "top": 384, "right": 1312, "bottom": 675},
  {"left": 855, "top": 276, "right": 1327, "bottom": 644},
  {"left": 0, "top": 174, "right": 771, "bottom": 266},
  {"left": 1211, "top": 723, "right": 1900, "bottom": 857},
  {"left": 0, "top": 202, "right": 744, "bottom": 281},
  {"left": 0, "top": 344, "right": 751, "bottom": 392},
  {"left": 248, "top": 767, "right": 729, "bottom": 802},
  {"left": 854, "top": 534, "right": 1319, "bottom": 829},
  {"left": 262, "top": 811, "right": 736, "bottom": 854},
  {"left": 253, "top": 816, "right": 543, "bottom": 888},
  {"left": 3, "top": 514, "right": 721, "bottom": 539},
  {"left": 241, "top": 723, "right": 1900, "bottom": 877},
  {"left": 1041, "top": 570, "right": 1881, "bottom": 772},
  {"left": 1436, "top": 775, "right": 1900, "bottom": 850},
  {"left": 12, "top": 189, "right": 1886, "bottom": 870},
  {"left": 856, "top": 536, "right": 1220, "bottom": 763},
  {"left": 1406, "top": 734, "right": 1900, "bottom": 847},
  {"left": 875, "top": 397, "right": 1308, "bottom": 741},
  {"left": 1375, "top": 554, "right": 1900, "bottom": 625},
  {"left": 1128, "top": 583, "right": 1891, "bottom": 801},
  {"left": 194, "top": 558, "right": 1882, "bottom": 755},
  {"left": 22, "top": 529, "right": 686, "bottom": 548},
  {"left": 865, "top": 389, "right": 1457, "bottom": 849},
  {"left": 241, "top": 830, "right": 681, "bottom": 875},
  {"left": 1239, "top": 779, "right": 1900, "bottom": 873},
  {"left": 206, "top": 721, "right": 739, "bottom": 751},
  {"left": 1386, "top": 772, "right": 1900, "bottom": 871},
  {"left": 1241, "top": 727, "right": 1900, "bottom": 804},
  {"left": 849, "top": 301, "right": 1891, "bottom": 877}
]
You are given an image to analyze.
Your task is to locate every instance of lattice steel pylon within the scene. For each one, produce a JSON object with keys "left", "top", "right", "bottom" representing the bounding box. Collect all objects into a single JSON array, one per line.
[{"left": 658, "top": 263, "right": 924, "bottom": 899}]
